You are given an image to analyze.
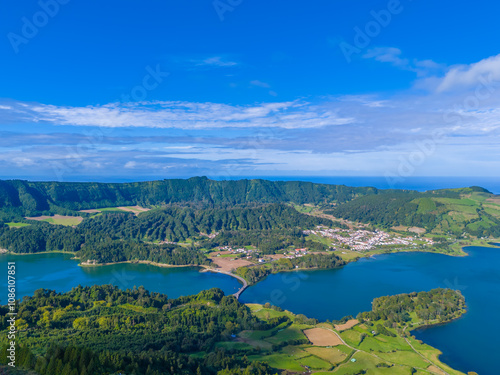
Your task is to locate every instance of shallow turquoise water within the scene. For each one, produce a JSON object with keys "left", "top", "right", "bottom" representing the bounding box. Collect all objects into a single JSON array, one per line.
[{"left": 1, "top": 247, "right": 499, "bottom": 375}]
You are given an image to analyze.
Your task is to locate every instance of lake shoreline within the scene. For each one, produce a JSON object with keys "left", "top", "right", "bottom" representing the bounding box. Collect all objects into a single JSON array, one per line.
[
  {"left": 79, "top": 259, "right": 203, "bottom": 269},
  {"left": 2, "top": 246, "right": 496, "bottom": 374}
]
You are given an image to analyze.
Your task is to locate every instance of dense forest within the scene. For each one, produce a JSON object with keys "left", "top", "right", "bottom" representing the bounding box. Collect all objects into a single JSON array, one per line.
[
  {"left": 0, "top": 178, "right": 499, "bottom": 266},
  {"left": 0, "top": 286, "right": 467, "bottom": 375},
  {"left": 326, "top": 193, "right": 441, "bottom": 230},
  {"left": 77, "top": 204, "right": 334, "bottom": 242},
  {"left": 0, "top": 204, "right": 334, "bottom": 263},
  {"left": 235, "top": 253, "right": 346, "bottom": 284},
  {"left": 0, "top": 177, "right": 377, "bottom": 220},
  {"left": 0, "top": 286, "right": 278, "bottom": 375},
  {"left": 357, "top": 288, "right": 466, "bottom": 325}
]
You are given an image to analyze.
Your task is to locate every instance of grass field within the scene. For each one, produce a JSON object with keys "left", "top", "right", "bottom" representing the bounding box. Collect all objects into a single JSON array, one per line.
[
  {"left": 6, "top": 222, "right": 31, "bottom": 228},
  {"left": 25, "top": 215, "right": 83, "bottom": 226},
  {"left": 304, "top": 346, "right": 349, "bottom": 365},
  {"left": 230, "top": 302, "right": 467, "bottom": 375},
  {"left": 248, "top": 353, "right": 304, "bottom": 372},
  {"left": 336, "top": 250, "right": 362, "bottom": 261},
  {"left": 281, "top": 345, "right": 310, "bottom": 358},
  {"left": 215, "top": 341, "right": 254, "bottom": 351},
  {"left": 265, "top": 326, "right": 307, "bottom": 344},
  {"left": 376, "top": 350, "right": 430, "bottom": 368},
  {"left": 298, "top": 354, "right": 332, "bottom": 370}
]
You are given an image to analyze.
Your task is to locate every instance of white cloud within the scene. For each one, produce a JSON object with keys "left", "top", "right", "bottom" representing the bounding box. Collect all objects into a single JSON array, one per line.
[
  {"left": 436, "top": 53, "right": 500, "bottom": 92},
  {"left": 2, "top": 53, "right": 500, "bottom": 178},
  {"left": 196, "top": 56, "right": 238, "bottom": 67},
  {"left": 2, "top": 100, "right": 354, "bottom": 130}
]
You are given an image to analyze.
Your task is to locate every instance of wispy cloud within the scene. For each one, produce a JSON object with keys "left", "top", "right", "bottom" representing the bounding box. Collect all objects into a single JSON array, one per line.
[
  {"left": 249, "top": 80, "right": 278, "bottom": 97},
  {"left": 363, "top": 47, "right": 445, "bottom": 77},
  {"left": 1, "top": 53, "right": 500, "bottom": 179},
  {"left": 168, "top": 55, "right": 240, "bottom": 69},
  {"left": 250, "top": 80, "right": 271, "bottom": 88},
  {"left": 0, "top": 100, "right": 354, "bottom": 129},
  {"left": 198, "top": 56, "right": 239, "bottom": 67}
]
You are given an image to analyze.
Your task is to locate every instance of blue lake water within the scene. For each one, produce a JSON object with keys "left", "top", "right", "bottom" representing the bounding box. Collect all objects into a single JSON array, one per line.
[
  {"left": 241, "top": 246, "right": 500, "bottom": 375},
  {"left": 0, "top": 252, "right": 241, "bottom": 301},
  {"left": 1, "top": 247, "right": 499, "bottom": 375}
]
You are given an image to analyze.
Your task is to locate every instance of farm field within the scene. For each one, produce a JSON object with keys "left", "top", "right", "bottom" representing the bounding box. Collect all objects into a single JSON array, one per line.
[
  {"left": 25, "top": 215, "right": 83, "bottom": 226},
  {"left": 226, "top": 300, "right": 466, "bottom": 375},
  {"left": 303, "top": 328, "right": 343, "bottom": 346}
]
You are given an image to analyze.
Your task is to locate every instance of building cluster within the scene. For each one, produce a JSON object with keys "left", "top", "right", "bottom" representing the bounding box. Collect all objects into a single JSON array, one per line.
[
  {"left": 304, "top": 227, "right": 434, "bottom": 252},
  {"left": 215, "top": 245, "right": 310, "bottom": 263},
  {"left": 217, "top": 245, "right": 250, "bottom": 254}
]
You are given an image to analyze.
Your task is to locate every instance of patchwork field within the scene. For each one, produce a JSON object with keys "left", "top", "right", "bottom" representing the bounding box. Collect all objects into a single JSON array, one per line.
[
  {"left": 190, "top": 295, "right": 469, "bottom": 375},
  {"left": 334, "top": 319, "right": 359, "bottom": 331},
  {"left": 303, "top": 328, "right": 343, "bottom": 346}
]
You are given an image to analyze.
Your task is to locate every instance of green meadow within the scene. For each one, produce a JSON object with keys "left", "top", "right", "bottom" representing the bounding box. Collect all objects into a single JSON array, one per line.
[{"left": 217, "top": 300, "right": 467, "bottom": 375}]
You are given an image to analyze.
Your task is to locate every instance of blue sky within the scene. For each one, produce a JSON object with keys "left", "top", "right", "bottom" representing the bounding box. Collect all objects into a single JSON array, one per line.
[{"left": 0, "top": 0, "right": 499, "bottom": 182}]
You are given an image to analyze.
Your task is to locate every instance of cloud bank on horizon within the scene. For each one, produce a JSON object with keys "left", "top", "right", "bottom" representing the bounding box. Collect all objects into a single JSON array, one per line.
[{"left": 0, "top": 0, "right": 499, "bottom": 182}]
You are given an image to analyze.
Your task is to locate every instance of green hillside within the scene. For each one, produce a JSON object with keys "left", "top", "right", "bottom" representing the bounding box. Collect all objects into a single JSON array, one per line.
[
  {"left": 326, "top": 187, "right": 500, "bottom": 237},
  {"left": 0, "top": 286, "right": 467, "bottom": 375},
  {"left": 0, "top": 204, "right": 336, "bottom": 262},
  {"left": 0, "top": 177, "right": 376, "bottom": 220},
  {"left": 0, "top": 178, "right": 498, "bottom": 261}
]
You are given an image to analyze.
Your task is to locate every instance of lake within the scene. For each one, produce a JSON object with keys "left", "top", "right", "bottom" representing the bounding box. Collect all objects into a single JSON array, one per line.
[
  {"left": 242, "top": 246, "right": 500, "bottom": 375},
  {"left": 1, "top": 247, "right": 499, "bottom": 375},
  {"left": 0, "top": 252, "right": 242, "bottom": 300}
]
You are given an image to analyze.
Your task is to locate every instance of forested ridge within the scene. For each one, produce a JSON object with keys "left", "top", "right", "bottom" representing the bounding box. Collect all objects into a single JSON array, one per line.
[
  {"left": 0, "top": 286, "right": 277, "bottom": 375},
  {"left": 0, "top": 204, "right": 333, "bottom": 262},
  {"left": 327, "top": 187, "right": 500, "bottom": 237},
  {"left": 0, "top": 178, "right": 499, "bottom": 264},
  {"left": 326, "top": 193, "right": 441, "bottom": 231},
  {"left": 78, "top": 204, "right": 334, "bottom": 242},
  {"left": 0, "top": 177, "right": 376, "bottom": 220},
  {"left": 0, "top": 286, "right": 467, "bottom": 375}
]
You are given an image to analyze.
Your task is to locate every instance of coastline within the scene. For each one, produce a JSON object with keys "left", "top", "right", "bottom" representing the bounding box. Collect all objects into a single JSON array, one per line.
[
  {"left": 0, "top": 250, "right": 77, "bottom": 256},
  {"left": 410, "top": 310, "right": 467, "bottom": 334},
  {"left": 0, "top": 247, "right": 483, "bottom": 373},
  {"left": 79, "top": 259, "right": 202, "bottom": 268},
  {"left": 355, "top": 238, "right": 500, "bottom": 260},
  {"left": 405, "top": 311, "right": 468, "bottom": 375}
]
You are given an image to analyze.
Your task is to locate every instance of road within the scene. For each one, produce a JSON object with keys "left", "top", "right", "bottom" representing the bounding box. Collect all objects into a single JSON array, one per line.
[{"left": 204, "top": 268, "right": 248, "bottom": 300}]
